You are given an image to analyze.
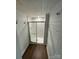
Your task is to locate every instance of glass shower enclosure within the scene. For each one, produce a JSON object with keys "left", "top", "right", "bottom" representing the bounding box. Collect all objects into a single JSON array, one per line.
[{"left": 28, "top": 17, "right": 45, "bottom": 44}]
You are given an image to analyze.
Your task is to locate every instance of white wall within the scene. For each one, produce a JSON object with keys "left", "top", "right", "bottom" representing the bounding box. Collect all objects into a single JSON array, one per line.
[
  {"left": 16, "top": 32, "right": 22, "bottom": 59},
  {"left": 47, "top": 1, "right": 62, "bottom": 59},
  {"left": 16, "top": 9, "right": 29, "bottom": 56}
]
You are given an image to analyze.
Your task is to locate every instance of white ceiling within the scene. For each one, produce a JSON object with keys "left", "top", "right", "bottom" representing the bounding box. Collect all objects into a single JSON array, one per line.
[{"left": 16, "top": 0, "right": 61, "bottom": 16}]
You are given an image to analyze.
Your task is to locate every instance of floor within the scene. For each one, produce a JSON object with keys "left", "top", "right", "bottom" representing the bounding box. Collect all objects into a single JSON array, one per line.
[{"left": 22, "top": 44, "right": 48, "bottom": 59}]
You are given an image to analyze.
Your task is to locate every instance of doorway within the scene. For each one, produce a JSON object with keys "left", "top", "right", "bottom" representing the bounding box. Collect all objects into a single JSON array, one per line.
[
  {"left": 27, "top": 16, "right": 45, "bottom": 44},
  {"left": 28, "top": 21, "right": 45, "bottom": 44}
]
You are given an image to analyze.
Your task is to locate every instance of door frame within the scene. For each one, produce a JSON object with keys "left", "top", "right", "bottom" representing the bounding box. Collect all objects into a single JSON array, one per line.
[{"left": 28, "top": 21, "right": 45, "bottom": 44}]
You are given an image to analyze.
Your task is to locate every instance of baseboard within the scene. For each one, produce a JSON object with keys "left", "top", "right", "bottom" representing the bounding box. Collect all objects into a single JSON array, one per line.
[
  {"left": 46, "top": 45, "right": 50, "bottom": 59},
  {"left": 21, "top": 44, "right": 29, "bottom": 56},
  {"left": 21, "top": 48, "right": 26, "bottom": 56}
]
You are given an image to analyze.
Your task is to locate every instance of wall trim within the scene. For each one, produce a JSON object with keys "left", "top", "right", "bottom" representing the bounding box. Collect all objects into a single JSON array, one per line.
[{"left": 21, "top": 43, "right": 29, "bottom": 56}]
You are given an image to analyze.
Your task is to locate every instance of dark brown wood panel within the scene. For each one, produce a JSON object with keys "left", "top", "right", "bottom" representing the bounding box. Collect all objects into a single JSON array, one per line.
[{"left": 22, "top": 44, "right": 48, "bottom": 59}]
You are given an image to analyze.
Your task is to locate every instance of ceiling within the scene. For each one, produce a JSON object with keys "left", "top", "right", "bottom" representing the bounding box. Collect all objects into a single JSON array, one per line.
[{"left": 16, "top": 0, "right": 61, "bottom": 16}]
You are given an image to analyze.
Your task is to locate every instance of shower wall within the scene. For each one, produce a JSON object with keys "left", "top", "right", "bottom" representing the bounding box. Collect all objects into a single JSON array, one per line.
[{"left": 47, "top": 1, "right": 62, "bottom": 59}]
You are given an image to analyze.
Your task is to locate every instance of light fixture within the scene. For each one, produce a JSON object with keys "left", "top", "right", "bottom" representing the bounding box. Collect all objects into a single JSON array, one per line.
[{"left": 37, "top": 16, "right": 40, "bottom": 21}]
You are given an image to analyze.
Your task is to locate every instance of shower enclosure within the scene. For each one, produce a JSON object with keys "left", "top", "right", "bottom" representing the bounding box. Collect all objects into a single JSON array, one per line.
[{"left": 28, "top": 17, "right": 45, "bottom": 44}]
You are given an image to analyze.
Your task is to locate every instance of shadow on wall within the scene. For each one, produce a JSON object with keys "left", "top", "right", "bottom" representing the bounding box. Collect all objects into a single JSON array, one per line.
[{"left": 16, "top": 10, "right": 29, "bottom": 56}]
